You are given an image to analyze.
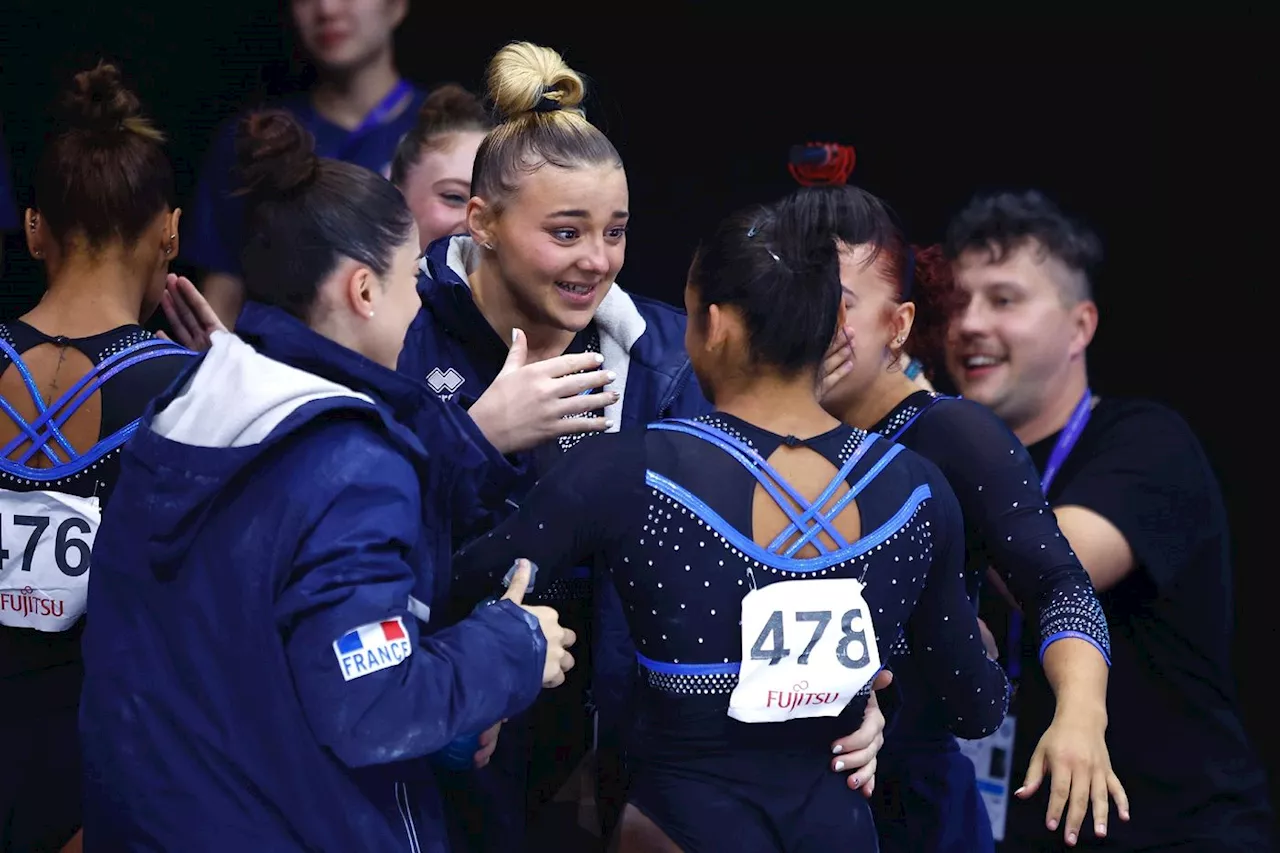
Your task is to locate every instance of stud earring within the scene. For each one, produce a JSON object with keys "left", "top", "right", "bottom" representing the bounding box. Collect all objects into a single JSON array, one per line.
[
  {"left": 482, "top": 241, "right": 494, "bottom": 250},
  {"left": 368, "top": 311, "right": 375, "bottom": 319}
]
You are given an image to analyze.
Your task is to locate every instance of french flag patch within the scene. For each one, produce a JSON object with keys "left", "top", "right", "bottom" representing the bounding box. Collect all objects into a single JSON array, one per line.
[{"left": 332, "top": 616, "right": 412, "bottom": 682}]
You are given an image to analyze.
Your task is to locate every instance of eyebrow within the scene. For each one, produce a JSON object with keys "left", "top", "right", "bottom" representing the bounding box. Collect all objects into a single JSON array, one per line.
[{"left": 547, "top": 209, "right": 630, "bottom": 219}]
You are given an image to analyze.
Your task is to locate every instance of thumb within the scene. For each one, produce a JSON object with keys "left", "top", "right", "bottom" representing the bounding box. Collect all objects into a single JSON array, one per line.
[
  {"left": 498, "top": 328, "right": 527, "bottom": 377},
  {"left": 1016, "top": 745, "right": 1046, "bottom": 799},
  {"left": 155, "top": 330, "right": 172, "bottom": 341},
  {"left": 500, "top": 559, "right": 532, "bottom": 605},
  {"left": 871, "top": 668, "right": 894, "bottom": 691}
]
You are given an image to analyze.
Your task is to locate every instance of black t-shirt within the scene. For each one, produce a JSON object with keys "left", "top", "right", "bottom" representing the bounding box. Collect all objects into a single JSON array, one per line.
[{"left": 999, "top": 397, "right": 1272, "bottom": 852}]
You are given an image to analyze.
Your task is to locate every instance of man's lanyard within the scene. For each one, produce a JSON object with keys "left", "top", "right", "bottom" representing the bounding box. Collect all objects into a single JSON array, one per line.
[{"left": 1007, "top": 389, "right": 1093, "bottom": 679}]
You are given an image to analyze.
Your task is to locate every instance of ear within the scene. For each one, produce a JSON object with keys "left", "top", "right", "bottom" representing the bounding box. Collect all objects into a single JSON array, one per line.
[
  {"left": 704, "top": 302, "right": 746, "bottom": 356},
  {"left": 1069, "top": 299, "right": 1098, "bottom": 358},
  {"left": 388, "top": 0, "right": 409, "bottom": 29},
  {"left": 165, "top": 208, "right": 182, "bottom": 259},
  {"left": 24, "top": 208, "right": 44, "bottom": 260},
  {"left": 835, "top": 297, "right": 848, "bottom": 332},
  {"left": 466, "top": 196, "right": 494, "bottom": 249},
  {"left": 344, "top": 264, "right": 379, "bottom": 320},
  {"left": 894, "top": 300, "right": 917, "bottom": 344}
]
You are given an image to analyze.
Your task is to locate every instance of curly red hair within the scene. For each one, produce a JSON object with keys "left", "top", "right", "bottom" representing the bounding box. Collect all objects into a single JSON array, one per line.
[{"left": 903, "top": 243, "right": 965, "bottom": 380}]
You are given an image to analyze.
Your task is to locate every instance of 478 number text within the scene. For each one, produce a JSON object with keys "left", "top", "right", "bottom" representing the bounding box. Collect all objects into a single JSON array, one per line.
[{"left": 750, "top": 608, "right": 871, "bottom": 669}]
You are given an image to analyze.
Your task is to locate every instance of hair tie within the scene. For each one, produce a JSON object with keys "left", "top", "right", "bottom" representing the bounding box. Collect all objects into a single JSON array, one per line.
[{"left": 532, "top": 95, "right": 561, "bottom": 113}]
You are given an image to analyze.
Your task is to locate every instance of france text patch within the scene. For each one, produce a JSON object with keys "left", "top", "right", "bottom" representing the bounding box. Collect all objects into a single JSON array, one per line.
[{"left": 333, "top": 617, "right": 412, "bottom": 682}]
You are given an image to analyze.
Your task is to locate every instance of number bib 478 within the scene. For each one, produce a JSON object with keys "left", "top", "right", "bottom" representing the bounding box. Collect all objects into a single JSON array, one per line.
[
  {"left": 0, "top": 490, "right": 99, "bottom": 632},
  {"left": 729, "top": 577, "right": 881, "bottom": 724}
]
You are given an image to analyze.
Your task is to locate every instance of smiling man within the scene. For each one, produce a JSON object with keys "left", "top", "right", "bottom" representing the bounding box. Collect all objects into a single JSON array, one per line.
[{"left": 944, "top": 190, "right": 1271, "bottom": 852}]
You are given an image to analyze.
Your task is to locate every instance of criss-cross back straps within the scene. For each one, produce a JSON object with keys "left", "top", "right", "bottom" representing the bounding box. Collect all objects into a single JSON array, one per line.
[
  {"left": 649, "top": 419, "right": 881, "bottom": 557},
  {"left": 0, "top": 337, "right": 190, "bottom": 466}
]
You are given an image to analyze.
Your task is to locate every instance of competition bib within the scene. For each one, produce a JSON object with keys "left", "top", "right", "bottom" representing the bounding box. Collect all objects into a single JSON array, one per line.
[
  {"left": 0, "top": 489, "right": 100, "bottom": 632},
  {"left": 729, "top": 577, "right": 881, "bottom": 723}
]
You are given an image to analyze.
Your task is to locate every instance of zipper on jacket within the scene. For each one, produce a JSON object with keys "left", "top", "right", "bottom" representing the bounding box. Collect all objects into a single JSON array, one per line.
[{"left": 658, "top": 360, "right": 695, "bottom": 419}]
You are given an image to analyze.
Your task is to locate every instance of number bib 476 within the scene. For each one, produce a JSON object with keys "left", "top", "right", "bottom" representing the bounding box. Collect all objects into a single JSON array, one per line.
[
  {"left": 0, "top": 490, "right": 99, "bottom": 632},
  {"left": 728, "top": 577, "right": 881, "bottom": 724}
]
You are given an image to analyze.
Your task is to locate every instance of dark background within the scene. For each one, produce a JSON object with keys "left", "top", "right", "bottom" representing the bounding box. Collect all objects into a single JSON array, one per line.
[{"left": 2, "top": 2, "right": 1271, "bottom": 804}]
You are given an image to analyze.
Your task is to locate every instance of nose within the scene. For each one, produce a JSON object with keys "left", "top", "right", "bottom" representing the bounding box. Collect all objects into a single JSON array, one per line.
[
  {"left": 576, "top": 237, "right": 611, "bottom": 277},
  {"left": 952, "top": 294, "right": 989, "bottom": 340}
]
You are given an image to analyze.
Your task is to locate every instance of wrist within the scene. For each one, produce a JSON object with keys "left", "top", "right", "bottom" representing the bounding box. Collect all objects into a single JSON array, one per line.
[
  {"left": 467, "top": 397, "right": 513, "bottom": 454},
  {"left": 1052, "top": 691, "right": 1108, "bottom": 727}
]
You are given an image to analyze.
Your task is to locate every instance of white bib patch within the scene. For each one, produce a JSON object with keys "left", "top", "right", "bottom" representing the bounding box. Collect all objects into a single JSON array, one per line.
[
  {"left": 332, "top": 616, "right": 413, "bottom": 682},
  {"left": 0, "top": 490, "right": 100, "bottom": 632},
  {"left": 728, "top": 577, "right": 881, "bottom": 724}
]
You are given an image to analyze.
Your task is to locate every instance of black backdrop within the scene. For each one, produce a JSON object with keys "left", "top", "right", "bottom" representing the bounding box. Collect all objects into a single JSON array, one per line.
[{"left": 1, "top": 4, "right": 1272, "bottom": 804}]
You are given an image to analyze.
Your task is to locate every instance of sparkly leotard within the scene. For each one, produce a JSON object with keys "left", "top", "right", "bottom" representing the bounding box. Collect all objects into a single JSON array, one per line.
[
  {"left": 455, "top": 412, "right": 1011, "bottom": 852},
  {"left": 869, "top": 391, "right": 1110, "bottom": 853}
]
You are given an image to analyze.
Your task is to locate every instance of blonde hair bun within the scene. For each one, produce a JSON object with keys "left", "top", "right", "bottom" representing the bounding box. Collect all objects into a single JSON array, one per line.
[{"left": 486, "top": 41, "right": 586, "bottom": 120}]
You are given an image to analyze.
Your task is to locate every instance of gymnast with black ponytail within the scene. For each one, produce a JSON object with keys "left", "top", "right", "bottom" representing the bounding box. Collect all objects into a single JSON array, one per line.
[{"left": 452, "top": 195, "right": 1010, "bottom": 851}]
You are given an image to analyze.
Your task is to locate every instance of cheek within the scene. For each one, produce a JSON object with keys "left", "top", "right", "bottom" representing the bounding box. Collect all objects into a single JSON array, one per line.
[
  {"left": 849, "top": 304, "right": 891, "bottom": 348},
  {"left": 607, "top": 242, "right": 626, "bottom": 276},
  {"left": 515, "top": 239, "right": 566, "bottom": 283},
  {"left": 420, "top": 203, "right": 464, "bottom": 245},
  {"left": 1000, "top": 310, "right": 1052, "bottom": 353}
]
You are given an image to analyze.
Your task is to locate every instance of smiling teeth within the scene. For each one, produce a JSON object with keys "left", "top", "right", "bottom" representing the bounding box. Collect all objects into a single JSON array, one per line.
[
  {"left": 966, "top": 356, "right": 1002, "bottom": 367},
  {"left": 559, "top": 283, "right": 591, "bottom": 294}
]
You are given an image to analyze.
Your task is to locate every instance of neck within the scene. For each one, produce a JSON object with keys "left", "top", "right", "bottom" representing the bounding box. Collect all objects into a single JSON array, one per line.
[
  {"left": 836, "top": 366, "right": 922, "bottom": 431},
  {"left": 1011, "top": 361, "right": 1090, "bottom": 446},
  {"left": 714, "top": 370, "right": 841, "bottom": 437},
  {"left": 470, "top": 259, "right": 576, "bottom": 362},
  {"left": 24, "top": 256, "right": 148, "bottom": 336},
  {"left": 310, "top": 50, "right": 401, "bottom": 129}
]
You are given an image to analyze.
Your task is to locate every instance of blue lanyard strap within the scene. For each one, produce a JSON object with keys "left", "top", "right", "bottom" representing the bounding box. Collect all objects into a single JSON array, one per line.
[
  {"left": 352, "top": 80, "right": 413, "bottom": 135},
  {"left": 1007, "top": 388, "right": 1093, "bottom": 678}
]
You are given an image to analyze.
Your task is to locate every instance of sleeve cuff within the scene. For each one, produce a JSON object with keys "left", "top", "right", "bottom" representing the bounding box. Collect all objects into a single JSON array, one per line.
[{"left": 1038, "top": 631, "right": 1112, "bottom": 667}]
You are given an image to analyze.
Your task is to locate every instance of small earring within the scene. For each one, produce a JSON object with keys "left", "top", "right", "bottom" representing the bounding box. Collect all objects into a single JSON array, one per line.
[
  {"left": 368, "top": 311, "right": 375, "bottom": 318},
  {"left": 28, "top": 218, "right": 37, "bottom": 232},
  {"left": 482, "top": 241, "right": 494, "bottom": 251},
  {"left": 896, "top": 336, "right": 905, "bottom": 344}
]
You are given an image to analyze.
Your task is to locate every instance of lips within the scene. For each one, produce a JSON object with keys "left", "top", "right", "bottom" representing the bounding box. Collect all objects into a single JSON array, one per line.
[
  {"left": 555, "top": 281, "right": 600, "bottom": 307},
  {"left": 315, "top": 30, "right": 348, "bottom": 49}
]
